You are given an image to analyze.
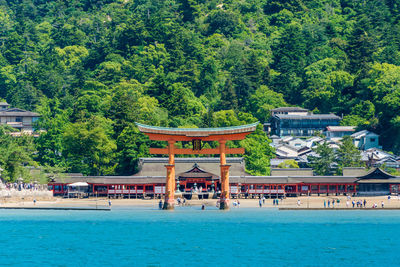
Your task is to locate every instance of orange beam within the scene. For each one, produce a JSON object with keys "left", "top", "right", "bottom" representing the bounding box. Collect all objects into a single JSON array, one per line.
[
  {"left": 149, "top": 147, "right": 245, "bottom": 155},
  {"left": 145, "top": 132, "right": 251, "bottom": 141}
]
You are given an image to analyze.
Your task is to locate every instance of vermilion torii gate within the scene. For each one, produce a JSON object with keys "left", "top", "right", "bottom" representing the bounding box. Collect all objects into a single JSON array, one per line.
[{"left": 136, "top": 122, "right": 258, "bottom": 210}]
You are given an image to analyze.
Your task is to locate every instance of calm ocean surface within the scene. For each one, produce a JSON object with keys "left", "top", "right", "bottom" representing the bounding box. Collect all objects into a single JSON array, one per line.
[{"left": 0, "top": 207, "right": 399, "bottom": 267}]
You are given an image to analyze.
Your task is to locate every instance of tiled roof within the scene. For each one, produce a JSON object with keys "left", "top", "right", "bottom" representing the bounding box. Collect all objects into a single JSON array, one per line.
[
  {"left": 326, "top": 126, "right": 356, "bottom": 132},
  {"left": 136, "top": 122, "right": 258, "bottom": 137},
  {"left": 274, "top": 114, "right": 341, "bottom": 120},
  {"left": 351, "top": 130, "right": 379, "bottom": 138},
  {"left": 270, "top": 107, "right": 308, "bottom": 112},
  {"left": 0, "top": 108, "right": 40, "bottom": 117}
]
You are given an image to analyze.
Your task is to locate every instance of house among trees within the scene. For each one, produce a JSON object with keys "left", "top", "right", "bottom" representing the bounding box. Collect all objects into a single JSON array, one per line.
[
  {"left": 270, "top": 107, "right": 341, "bottom": 136},
  {"left": 361, "top": 148, "right": 398, "bottom": 168},
  {"left": 0, "top": 102, "right": 40, "bottom": 135},
  {"left": 351, "top": 130, "right": 381, "bottom": 150},
  {"left": 324, "top": 126, "right": 356, "bottom": 141},
  {"left": 270, "top": 107, "right": 309, "bottom": 116}
]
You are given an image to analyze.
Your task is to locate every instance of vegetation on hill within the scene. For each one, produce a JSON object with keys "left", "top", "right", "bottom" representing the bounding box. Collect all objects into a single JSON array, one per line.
[{"left": 0, "top": 0, "right": 400, "bottom": 179}]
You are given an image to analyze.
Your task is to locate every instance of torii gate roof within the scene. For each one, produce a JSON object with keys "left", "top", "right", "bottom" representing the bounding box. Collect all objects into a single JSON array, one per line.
[{"left": 136, "top": 122, "right": 258, "bottom": 141}]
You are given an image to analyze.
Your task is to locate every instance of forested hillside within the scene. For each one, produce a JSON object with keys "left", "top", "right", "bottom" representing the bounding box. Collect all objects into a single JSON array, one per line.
[{"left": 0, "top": 0, "right": 400, "bottom": 179}]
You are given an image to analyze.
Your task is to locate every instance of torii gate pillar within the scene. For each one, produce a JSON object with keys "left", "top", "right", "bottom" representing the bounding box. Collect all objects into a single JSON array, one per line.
[
  {"left": 219, "top": 140, "right": 231, "bottom": 210},
  {"left": 163, "top": 141, "right": 175, "bottom": 210}
]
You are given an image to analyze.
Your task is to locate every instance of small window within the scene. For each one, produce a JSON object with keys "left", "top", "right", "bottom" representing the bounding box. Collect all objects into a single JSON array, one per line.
[
  {"left": 370, "top": 138, "right": 376, "bottom": 142},
  {"left": 15, "top": 117, "right": 22, "bottom": 122}
]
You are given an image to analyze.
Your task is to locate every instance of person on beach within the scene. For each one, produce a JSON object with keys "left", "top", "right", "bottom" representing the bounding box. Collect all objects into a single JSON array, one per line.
[
  {"left": 33, "top": 199, "right": 36, "bottom": 206},
  {"left": 276, "top": 199, "right": 279, "bottom": 206},
  {"left": 388, "top": 195, "right": 391, "bottom": 202},
  {"left": 259, "top": 199, "right": 262, "bottom": 208},
  {"left": 108, "top": 199, "right": 112, "bottom": 208},
  {"left": 297, "top": 199, "right": 300, "bottom": 206},
  {"left": 237, "top": 200, "right": 240, "bottom": 207},
  {"left": 324, "top": 200, "right": 326, "bottom": 208},
  {"left": 262, "top": 196, "right": 266, "bottom": 205},
  {"left": 159, "top": 200, "right": 163, "bottom": 209},
  {"left": 352, "top": 200, "right": 355, "bottom": 208},
  {"left": 346, "top": 200, "right": 349, "bottom": 208},
  {"left": 381, "top": 201, "right": 384, "bottom": 208},
  {"left": 273, "top": 199, "right": 275, "bottom": 206},
  {"left": 327, "top": 200, "right": 330, "bottom": 208},
  {"left": 177, "top": 197, "right": 181, "bottom": 206},
  {"left": 332, "top": 200, "right": 335, "bottom": 208},
  {"left": 201, "top": 204, "right": 205, "bottom": 210},
  {"left": 363, "top": 199, "right": 367, "bottom": 208}
]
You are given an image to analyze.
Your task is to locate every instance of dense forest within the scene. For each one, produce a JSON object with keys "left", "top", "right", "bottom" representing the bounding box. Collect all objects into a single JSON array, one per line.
[{"left": 0, "top": 0, "right": 400, "bottom": 180}]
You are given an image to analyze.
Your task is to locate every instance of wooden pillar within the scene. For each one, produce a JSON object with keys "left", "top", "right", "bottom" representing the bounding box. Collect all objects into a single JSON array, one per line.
[
  {"left": 163, "top": 141, "right": 175, "bottom": 210},
  {"left": 219, "top": 140, "right": 230, "bottom": 210}
]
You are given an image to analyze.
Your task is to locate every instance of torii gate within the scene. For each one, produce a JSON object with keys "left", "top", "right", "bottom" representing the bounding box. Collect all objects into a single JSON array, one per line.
[{"left": 136, "top": 122, "right": 258, "bottom": 210}]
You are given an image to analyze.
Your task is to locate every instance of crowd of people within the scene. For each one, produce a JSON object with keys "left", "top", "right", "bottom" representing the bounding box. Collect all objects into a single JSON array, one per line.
[
  {"left": 3, "top": 182, "right": 44, "bottom": 191},
  {"left": 0, "top": 180, "right": 52, "bottom": 199},
  {"left": 322, "top": 195, "right": 390, "bottom": 209}
]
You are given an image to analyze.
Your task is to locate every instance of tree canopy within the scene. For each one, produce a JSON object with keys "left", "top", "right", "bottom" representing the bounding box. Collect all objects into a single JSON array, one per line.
[{"left": 1, "top": 0, "right": 400, "bottom": 179}]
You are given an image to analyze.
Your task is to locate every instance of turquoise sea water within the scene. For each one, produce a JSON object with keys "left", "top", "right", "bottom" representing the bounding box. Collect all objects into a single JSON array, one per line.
[{"left": 0, "top": 207, "right": 399, "bottom": 267}]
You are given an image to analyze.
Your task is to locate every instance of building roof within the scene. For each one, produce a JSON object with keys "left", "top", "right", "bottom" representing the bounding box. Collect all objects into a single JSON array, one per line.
[
  {"left": 357, "top": 167, "right": 395, "bottom": 180},
  {"left": 357, "top": 178, "right": 400, "bottom": 184},
  {"left": 270, "top": 135, "right": 280, "bottom": 139},
  {"left": 351, "top": 130, "right": 379, "bottom": 138},
  {"left": 274, "top": 114, "right": 341, "bottom": 120},
  {"left": 230, "top": 176, "right": 302, "bottom": 184},
  {"left": 0, "top": 102, "right": 10, "bottom": 106},
  {"left": 135, "top": 157, "right": 249, "bottom": 177},
  {"left": 325, "top": 126, "right": 356, "bottom": 132},
  {"left": 135, "top": 122, "right": 259, "bottom": 137},
  {"left": 270, "top": 107, "right": 308, "bottom": 112},
  {"left": 270, "top": 158, "right": 286, "bottom": 166},
  {"left": 0, "top": 108, "right": 40, "bottom": 117},
  {"left": 177, "top": 163, "right": 219, "bottom": 179},
  {"left": 298, "top": 177, "right": 358, "bottom": 183}
]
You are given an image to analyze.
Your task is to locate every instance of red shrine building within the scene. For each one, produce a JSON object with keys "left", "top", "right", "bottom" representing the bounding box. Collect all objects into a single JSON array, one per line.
[{"left": 48, "top": 124, "right": 400, "bottom": 205}]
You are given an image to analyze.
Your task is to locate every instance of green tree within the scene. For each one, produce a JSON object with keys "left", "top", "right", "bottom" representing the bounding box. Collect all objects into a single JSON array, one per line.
[
  {"left": 116, "top": 124, "right": 150, "bottom": 175},
  {"left": 308, "top": 142, "right": 336, "bottom": 176},
  {"left": 0, "top": 126, "right": 36, "bottom": 181},
  {"left": 303, "top": 58, "right": 354, "bottom": 113},
  {"left": 240, "top": 125, "right": 274, "bottom": 176},
  {"left": 248, "top": 85, "right": 287, "bottom": 122},
  {"left": 336, "top": 136, "right": 362, "bottom": 172},
  {"left": 277, "top": 159, "right": 299, "bottom": 168},
  {"left": 35, "top": 98, "right": 71, "bottom": 167},
  {"left": 63, "top": 116, "right": 117, "bottom": 175}
]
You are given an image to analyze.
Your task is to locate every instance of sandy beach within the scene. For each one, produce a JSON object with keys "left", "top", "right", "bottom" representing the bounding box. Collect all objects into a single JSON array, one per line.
[{"left": 1, "top": 195, "right": 400, "bottom": 209}]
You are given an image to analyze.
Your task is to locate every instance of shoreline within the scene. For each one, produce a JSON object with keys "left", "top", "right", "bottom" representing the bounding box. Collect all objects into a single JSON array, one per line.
[{"left": 1, "top": 195, "right": 399, "bottom": 210}]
